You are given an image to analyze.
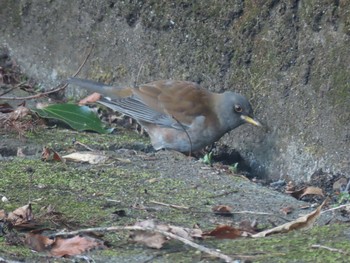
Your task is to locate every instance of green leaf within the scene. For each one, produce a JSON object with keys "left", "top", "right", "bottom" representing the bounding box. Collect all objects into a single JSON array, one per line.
[{"left": 32, "top": 104, "right": 113, "bottom": 134}]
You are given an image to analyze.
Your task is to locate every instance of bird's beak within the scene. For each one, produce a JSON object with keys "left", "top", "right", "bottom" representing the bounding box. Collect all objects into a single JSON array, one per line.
[{"left": 241, "top": 115, "right": 262, "bottom": 127}]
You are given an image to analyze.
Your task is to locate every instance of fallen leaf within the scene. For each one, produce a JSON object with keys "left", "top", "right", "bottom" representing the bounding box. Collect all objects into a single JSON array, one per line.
[
  {"left": 50, "top": 235, "right": 106, "bottom": 257},
  {"left": 62, "top": 151, "right": 109, "bottom": 164},
  {"left": 53, "top": 150, "right": 64, "bottom": 162},
  {"left": 17, "top": 147, "right": 26, "bottom": 157},
  {"left": 132, "top": 230, "right": 167, "bottom": 249},
  {"left": 0, "top": 210, "right": 6, "bottom": 220},
  {"left": 299, "top": 187, "right": 324, "bottom": 198},
  {"left": 285, "top": 181, "right": 295, "bottom": 192},
  {"left": 0, "top": 102, "right": 14, "bottom": 113},
  {"left": 41, "top": 147, "right": 51, "bottom": 161},
  {"left": 7, "top": 203, "right": 33, "bottom": 225},
  {"left": 332, "top": 178, "right": 348, "bottom": 192},
  {"left": 203, "top": 225, "right": 242, "bottom": 239},
  {"left": 286, "top": 186, "right": 324, "bottom": 199},
  {"left": 41, "top": 147, "right": 64, "bottom": 162},
  {"left": 25, "top": 232, "right": 55, "bottom": 252},
  {"left": 212, "top": 205, "right": 233, "bottom": 216},
  {"left": 238, "top": 220, "right": 258, "bottom": 234},
  {"left": 280, "top": 206, "right": 294, "bottom": 215},
  {"left": 131, "top": 220, "right": 203, "bottom": 248},
  {"left": 253, "top": 199, "right": 328, "bottom": 237}
]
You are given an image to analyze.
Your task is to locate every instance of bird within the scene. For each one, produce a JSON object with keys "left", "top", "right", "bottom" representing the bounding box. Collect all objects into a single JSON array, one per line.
[{"left": 68, "top": 78, "right": 261, "bottom": 153}]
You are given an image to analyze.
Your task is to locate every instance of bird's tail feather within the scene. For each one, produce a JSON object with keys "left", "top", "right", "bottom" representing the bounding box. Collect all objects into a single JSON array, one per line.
[{"left": 67, "top": 77, "right": 130, "bottom": 98}]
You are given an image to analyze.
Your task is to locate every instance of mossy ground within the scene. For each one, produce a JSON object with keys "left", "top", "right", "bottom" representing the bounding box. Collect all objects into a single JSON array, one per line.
[{"left": 0, "top": 127, "right": 349, "bottom": 262}]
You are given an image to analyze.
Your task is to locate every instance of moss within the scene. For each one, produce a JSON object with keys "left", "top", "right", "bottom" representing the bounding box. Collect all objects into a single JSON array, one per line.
[{"left": 209, "top": 224, "right": 350, "bottom": 263}]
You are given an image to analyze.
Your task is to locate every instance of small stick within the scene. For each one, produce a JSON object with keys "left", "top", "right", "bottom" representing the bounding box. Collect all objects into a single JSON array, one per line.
[
  {"left": 51, "top": 225, "right": 234, "bottom": 263},
  {"left": 311, "top": 244, "right": 348, "bottom": 254},
  {"left": 0, "top": 45, "right": 94, "bottom": 100},
  {"left": 74, "top": 141, "right": 95, "bottom": 151},
  {"left": 321, "top": 204, "right": 350, "bottom": 214},
  {"left": 149, "top": 200, "right": 189, "bottom": 210}
]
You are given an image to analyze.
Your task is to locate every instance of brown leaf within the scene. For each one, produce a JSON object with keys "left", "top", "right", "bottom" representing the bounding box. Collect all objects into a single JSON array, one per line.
[
  {"left": 280, "top": 206, "right": 294, "bottom": 215},
  {"left": 285, "top": 181, "right": 295, "bottom": 192},
  {"left": 299, "top": 187, "right": 324, "bottom": 198},
  {"left": 79, "top": 92, "right": 101, "bottom": 105},
  {"left": 132, "top": 230, "right": 167, "bottom": 249},
  {"left": 41, "top": 147, "right": 64, "bottom": 162},
  {"left": 238, "top": 220, "right": 258, "bottom": 234},
  {"left": 50, "top": 235, "right": 106, "bottom": 257},
  {"left": 168, "top": 225, "right": 203, "bottom": 240},
  {"left": 7, "top": 203, "right": 33, "bottom": 225},
  {"left": 212, "top": 205, "right": 233, "bottom": 216},
  {"left": 41, "top": 147, "right": 51, "bottom": 161},
  {"left": 0, "top": 102, "right": 14, "bottom": 113},
  {"left": 0, "top": 210, "right": 6, "bottom": 220},
  {"left": 131, "top": 220, "right": 203, "bottom": 248},
  {"left": 25, "top": 232, "right": 55, "bottom": 252},
  {"left": 132, "top": 220, "right": 168, "bottom": 249},
  {"left": 332, "top": 177, "right": 348, "bottom": 192},
  {"left": 286, "top": 186, "right": 324, "bottom": 199},
  {"left": 252, "top": 199, "right": 328, "bottom": 237},
  {"left": 203, "top": 225, "right": 242, "bottom": 239},
  {"left": 53, "top": 150, "right": 65, "bottom": 162}
]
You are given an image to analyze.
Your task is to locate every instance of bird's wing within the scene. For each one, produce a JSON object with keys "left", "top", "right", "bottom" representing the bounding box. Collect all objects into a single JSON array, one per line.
[
  {"left": 97, "top": 95, "right": 185, "bottom": 129},
  {"left": 135, "top": 80, "right": 218, "bottom": 126},
  {"left": 69, "top": 78, "right": 218, "bottom": 129}
]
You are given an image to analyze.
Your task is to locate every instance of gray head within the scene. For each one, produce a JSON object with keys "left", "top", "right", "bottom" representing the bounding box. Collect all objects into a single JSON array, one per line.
[{"left": 217, "top": 91, "right": 261, "bottom": 131}]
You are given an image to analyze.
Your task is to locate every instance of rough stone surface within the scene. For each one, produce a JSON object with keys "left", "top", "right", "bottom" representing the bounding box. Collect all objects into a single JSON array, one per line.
[{"left": 1, "top": 0, "right": 349, "bottom": 182}]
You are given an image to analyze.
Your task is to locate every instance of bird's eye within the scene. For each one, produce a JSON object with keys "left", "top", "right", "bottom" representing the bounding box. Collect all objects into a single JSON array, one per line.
[{"left": 234, "top": 105, "right": 242, "bottom": 113}]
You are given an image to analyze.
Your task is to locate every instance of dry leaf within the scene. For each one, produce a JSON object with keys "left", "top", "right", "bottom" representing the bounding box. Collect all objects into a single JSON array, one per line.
[
  {"left": 0, "top": 209, "right": 6, "bottom": 220},
  {"left": 7, "top": 203, "right": 33, "bottom": 225},
  {"left": 62, "top": 151, "right": 109, "bottom": 164},
  {"left": 0, "top": 102, "right": 14, "bottom": 113},
  {"left": 299, "top": 187, "right": 324, "bottom": 198},
  {"left": 50, "top": 235, "right": 106, "bottom": 257},
  {"left": 131, "top": 220, "right": 203, "bottom": 249},
  {"left": 132, "top": 230, "right": 167, "bottom": 249},
  {"left": 25, "top": 232, "right": 55, "bottom": 252},
  {"left": 79, "top": 92, "right": 102, "bottom": 105},
  {"left": 17, "top": 147, "right": 26, "bottom": 157},
  {"left": 212, "top": 205, "right": 233, "bottom": 216},
  {"left": 132, "top": 220, "right": 167, "bottom": 249},
  {"left": 285, "top": 181, "right": 295, "bottom": 192},
  {"left": 41, "top": 147, "right": 51, "bottom": 161},
  {"left": 253, "top": 199, "right": 328, "bottom": 237},
  {"left": 53, "top": 150, "right": 64, "bottom": 162},
  {"left": 203, "top": 225, "right": 242, "bottom": 239},
  {"left": 238, "top": 220, "right": 258, "bottom": 234},
  {"left": 280, "top": 206, "right": 294, "bottom": 215},
  {"left": 286, "top": 186, "right": 324, "bottom": 199},
  {"left": 332, "top": 178, "right": 348, "bottom": 192}
]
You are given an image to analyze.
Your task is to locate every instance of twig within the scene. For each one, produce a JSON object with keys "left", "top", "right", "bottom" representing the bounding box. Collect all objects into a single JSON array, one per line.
[
  {"left": 149, "top": 200, "right": 189, "bottom": 210},
  {"left": 74, "top": 141, "right": 95, "bottom": 151},
  {"left": 231, "top": 211, "right": 273, "bottom": 215},
  {"left": 321, "top": 203, "right": 350, "bottom": 214},
  {"left": 0, "top": 45, "right": 94, "bottom": 101},
  {"left": 0, "top": 81, "right": 26, "bottom": 96},
  {"left": 51, "top": 225, "right": 234, "bottom": 263},
  {"left": 311, "top": 244, "right": 348, "bottom": 254}
]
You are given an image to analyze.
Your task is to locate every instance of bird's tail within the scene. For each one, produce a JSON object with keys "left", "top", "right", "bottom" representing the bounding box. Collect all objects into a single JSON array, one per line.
[{"left": 67, "top": 77, "right": 132, "bottom": 98}]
